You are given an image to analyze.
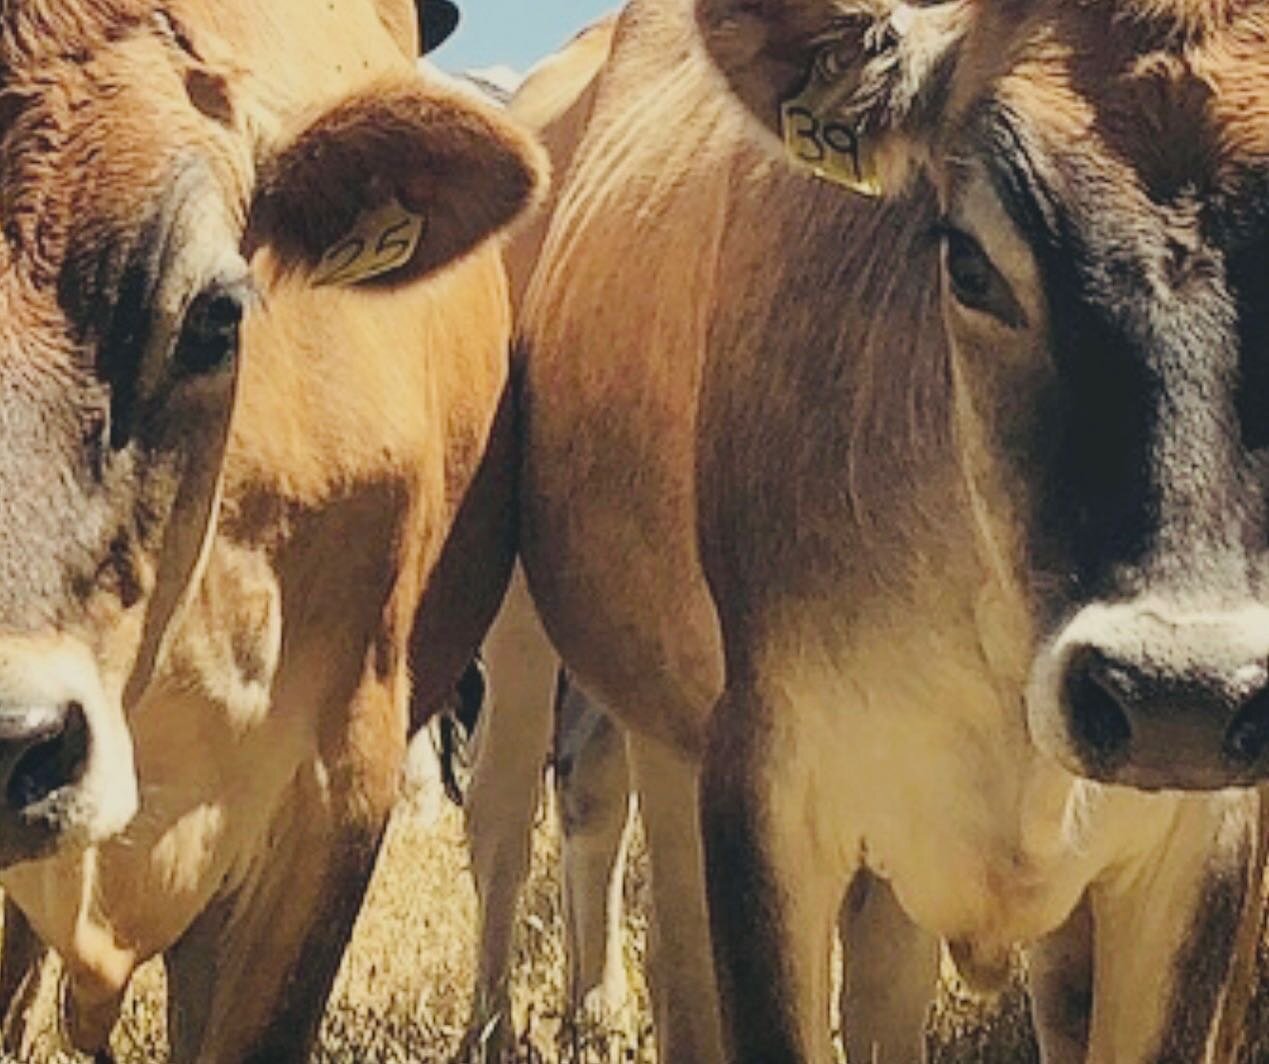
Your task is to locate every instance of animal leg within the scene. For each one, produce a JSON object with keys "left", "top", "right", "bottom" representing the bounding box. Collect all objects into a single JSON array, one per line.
[
  {"left": 455, "top": 567, "right": 557, "bottom": 1061},
  {"left": 0, "top": 895, "right": 47, "bottom": 1055},
  {"left": 165, "top": 676, "right": 403, "bottom": 1063},
  {"left": 1085, "top": 792, "right": 1256, "bottom": 1063},
  {"left": 59, "top": 966, "right": 125, "bottom": 1059},
  {"left": 628, "top": 730, "right": 726, "bottom": 1064},
  {"left": 1027, "top": 894, "right": 1092, "bottom": 1064},
  {"left": 164, "top": 890, "right": 235, "bottom": 1061},
  {"left": 839, "top": 870, "right": 938, "bottom": 1063},
  {"left": 701, "top": 684, "right": 857, "bottom": 1064},
  {"left": 555, "top": 676, "right": 635, "bottom": 1034}
]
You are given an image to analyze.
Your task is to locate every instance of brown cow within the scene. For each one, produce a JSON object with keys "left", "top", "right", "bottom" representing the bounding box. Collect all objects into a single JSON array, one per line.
[
  {"left": 442, "top": 20, "right": 642, "bottom": 1058},
  {"left": 516, "top": 0, "right": 1269, "bottom": 1060},
  {"left": 0, "top": 0, "right": 543, "bottom": 1059}
]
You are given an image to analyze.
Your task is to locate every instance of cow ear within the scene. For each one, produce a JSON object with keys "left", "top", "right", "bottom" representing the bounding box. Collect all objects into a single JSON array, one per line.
[
  {"left": 248, "top": 76, "right": 547, "bottom": 286},
  {"left": 695, "top": 0, "right": 972, "bottom": 196},
  {"left": 420, "top": 0, "right": 460, "bottom": 54}
]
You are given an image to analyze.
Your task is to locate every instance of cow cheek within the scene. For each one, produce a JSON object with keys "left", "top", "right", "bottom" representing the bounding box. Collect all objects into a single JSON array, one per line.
[
  {"left": 161, "top": 540, "right": 282, "bottom": 733},
  {"left": 121, "top": 427, "right": 231, "bottom": 711}
]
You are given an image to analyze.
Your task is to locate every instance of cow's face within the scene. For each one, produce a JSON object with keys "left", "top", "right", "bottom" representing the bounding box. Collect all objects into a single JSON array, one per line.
[
  {"left": 698, "top": 0, "right": 1269, "bottom": 788},
  {"left": 0, "top": 2, "right": 543, "bottom": 866}
]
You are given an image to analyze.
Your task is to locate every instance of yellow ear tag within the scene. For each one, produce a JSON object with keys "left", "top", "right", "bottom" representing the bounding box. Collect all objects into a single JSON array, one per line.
[
  {"left": 780, "top": 45, "right": 883, "bottom": 197},
  {"left": 313, "top": 199, "right": 426, "bottom": 286}
]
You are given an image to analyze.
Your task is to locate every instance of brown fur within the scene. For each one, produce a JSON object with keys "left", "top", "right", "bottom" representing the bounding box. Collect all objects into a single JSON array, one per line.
[
  {"left": 503, "top": 14, "right": 618, "bottom": 310},
  {"left": 519, "top": 0, "right": 1269, "bottom": 1059},
  {"left": 252, "top": 78, "right": 547, "bottom": 285},
  {"left": 0, "top": 0, "right": 545, "bottom": 1059}
]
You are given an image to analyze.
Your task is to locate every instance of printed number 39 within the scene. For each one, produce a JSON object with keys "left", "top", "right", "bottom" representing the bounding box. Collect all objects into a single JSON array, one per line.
[{"left": 785, "top": 105, "right": 865, "bottom": 182}]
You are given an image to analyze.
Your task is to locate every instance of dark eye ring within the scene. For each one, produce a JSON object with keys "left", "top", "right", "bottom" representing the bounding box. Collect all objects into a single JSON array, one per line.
[
  {"left": 938, "top": 226, "right": 1027, "bottom": 329},
  {"left": 175, "top": 286, "right": 245, "bottom": 376}
]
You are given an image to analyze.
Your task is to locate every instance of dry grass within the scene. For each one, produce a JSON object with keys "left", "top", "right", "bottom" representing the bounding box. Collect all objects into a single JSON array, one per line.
[
  {"left": 0, "top": 788, "right": 656, "bottom": 1064},
  {"left": 2, "top": 783, "right": 1269, "bottom": 1062}
]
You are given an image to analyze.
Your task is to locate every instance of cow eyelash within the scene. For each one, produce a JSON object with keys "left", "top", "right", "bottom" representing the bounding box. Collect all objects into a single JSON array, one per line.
[
  {"left": 173, "top": 276, "right": 255, "bottom": 377},
  {"left": 931, "top": 221, "right": 1027, "bottom": 330}
]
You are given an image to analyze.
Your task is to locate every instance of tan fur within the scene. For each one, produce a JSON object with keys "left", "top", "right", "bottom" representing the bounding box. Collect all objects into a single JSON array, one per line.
[
  {"left": 252, "top": 77, "right": 547, "bottom": 284},
  {"left": 372, "top": 0, "right": 421, "bottom": 58},
  {"left": 0, "top": 0, "right": 545, "bottom": 1059},
  {"left": 504, "top": 15, "right": 618, "bottom": 309},
  {"left": 450, "top": 26, "right": 627, "bottom": 1055},
  {"left": 519, "top": 0, "right": 1269, "bottom": 1060}
]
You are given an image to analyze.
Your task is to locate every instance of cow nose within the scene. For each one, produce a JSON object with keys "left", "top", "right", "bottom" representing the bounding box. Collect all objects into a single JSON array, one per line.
[
  {"left": 1063, "top": 649, "right": 1135, "bottom": 770},
  {"left": 0, "top": 701, "right": 89, "bottom": 812},
  {"left": 1223, "top": 686, "right": 1269, "bottom": 767},
  {"left": 1061, "top": 644, "right": 1269, "bottom": 785}
]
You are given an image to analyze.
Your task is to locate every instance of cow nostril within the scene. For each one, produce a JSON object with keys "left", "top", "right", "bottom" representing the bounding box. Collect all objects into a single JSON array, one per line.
[
  {"left": 1224, "top": 687, "right": 1269, "bottom": 767},
  {"left": 6, "top": 702, "right": 89, "bottom": 811},
  {"left": 1064, "top": 653, "right": 1133, "bottom": 768}
]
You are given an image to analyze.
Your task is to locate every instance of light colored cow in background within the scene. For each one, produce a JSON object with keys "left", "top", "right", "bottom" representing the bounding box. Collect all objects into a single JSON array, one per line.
[
  {"left": 431, "top": 18, "right": 646, "bottom": 1057},
  {"left": 511, "top": 0, "right": 1269, "bottom": 1061},
  {"left": 452, "top": 568, "right": 636, "bottom": 1061},
  {"left": 0, "top": 0, "right": 546, "bottom": 1059}
]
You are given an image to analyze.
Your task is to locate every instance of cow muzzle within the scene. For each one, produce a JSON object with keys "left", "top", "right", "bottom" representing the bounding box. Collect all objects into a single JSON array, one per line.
[
  {"left": 0, "top": 638, "right": 137, "bottom": 866},
  {"left": 1028, "top": 601, "right": 1269, "bottom": 790}
]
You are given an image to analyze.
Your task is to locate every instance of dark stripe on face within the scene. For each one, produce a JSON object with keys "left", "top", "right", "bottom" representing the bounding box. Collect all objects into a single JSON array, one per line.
[
  {"left": 978, "top": 105, "right": 1065, "bottom": 252},
  {"left": 0, "top": 165, "right": 203, "bottom": 632},
  {"left": 1221, "top": 169, "right": 1269, "bottom": 458},
  {"left": 977, "top": 110, "right": 1259, "bottom": 601},
  {"left": 57, "top": 161, "right": 217, "bottom": 451}
]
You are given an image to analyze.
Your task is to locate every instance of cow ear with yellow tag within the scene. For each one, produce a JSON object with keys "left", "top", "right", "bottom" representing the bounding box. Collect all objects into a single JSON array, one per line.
[
  {"left": 248, "top": 75, "right": 547, "bottom": 286},
  {"left": 695, "top": 0, "right": 972, "bottom": 198}
]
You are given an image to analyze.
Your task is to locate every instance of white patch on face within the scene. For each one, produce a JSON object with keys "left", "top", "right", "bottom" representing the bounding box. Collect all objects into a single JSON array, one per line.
[
  {"left": 1057, "top": 777, "right": 1095, "bottom": 849},
  {"left": 149, "top": 801, "right": 226, "bottom": 896},
  {"left": 164, "top": 541, "right": 283, "bottom": 735}
]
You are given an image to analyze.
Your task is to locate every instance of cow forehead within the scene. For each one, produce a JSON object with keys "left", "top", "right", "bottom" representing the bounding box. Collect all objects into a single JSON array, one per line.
[
  {"left": 0, "top": 25, "right": 249, "bottom": 306},
  {"left": 956, "top": 1, "right": 1269, "bottom": 223}
]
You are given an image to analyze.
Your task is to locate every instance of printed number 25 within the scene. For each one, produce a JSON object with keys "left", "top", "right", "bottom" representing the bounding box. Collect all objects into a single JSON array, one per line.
[{"left": 375, "top": 217, "right": 416, "bottom": 265}]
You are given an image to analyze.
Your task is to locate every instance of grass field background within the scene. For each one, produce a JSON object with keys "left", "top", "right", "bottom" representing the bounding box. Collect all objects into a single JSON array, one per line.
[{"left": 3, "top": 777, "right": 1268, "bottom": 1062}]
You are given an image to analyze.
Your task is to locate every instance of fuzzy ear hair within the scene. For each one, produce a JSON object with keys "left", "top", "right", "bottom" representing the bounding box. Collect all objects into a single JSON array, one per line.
[
  {"left": 248, "top": 76, "right": 547, "bottom": 286},
  {"left": 695, "top": 0, "right": 972, "bottom": 194}
]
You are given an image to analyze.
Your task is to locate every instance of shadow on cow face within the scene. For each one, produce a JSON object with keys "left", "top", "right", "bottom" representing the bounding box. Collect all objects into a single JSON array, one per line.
[
  {"left": 0, "top": 6, "right": 544, "bottom": 867},
  {"left": 697, "top": 0, "right": 1269, "bottom": 789}
]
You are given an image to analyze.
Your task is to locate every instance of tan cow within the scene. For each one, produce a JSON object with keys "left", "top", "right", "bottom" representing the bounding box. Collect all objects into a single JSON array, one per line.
[
  {"left": 439, "top": 22, "right": 650, "bottom": 1057},
  {"left": 516, "top": 0, "right": 1269, "bottom": 1060},
  {"left": 455, "top": 567, "right": 638, "bottom": 1059},
  {"left": 0, "top": 0, "right": 544, "bottom": 1059}
]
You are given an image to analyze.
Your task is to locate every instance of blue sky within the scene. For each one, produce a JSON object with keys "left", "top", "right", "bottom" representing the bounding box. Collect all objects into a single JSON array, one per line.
[{"left": 431, "top": 2, "right": 617, "bottom": 74}]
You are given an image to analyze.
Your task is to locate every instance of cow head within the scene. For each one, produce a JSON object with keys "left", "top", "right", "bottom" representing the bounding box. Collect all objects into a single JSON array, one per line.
[
  {"left": 0, "top": 0, "right": 544, "bottom": 866},
  {"left": 698, "top": 0, "right": 1269, "bottom": 789}
]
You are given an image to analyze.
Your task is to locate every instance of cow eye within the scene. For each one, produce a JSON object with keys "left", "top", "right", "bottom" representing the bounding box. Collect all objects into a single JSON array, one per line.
[
  {"left": 941, "top": 227, "right": 1025, "bottom": 329},
  {"left": 174, "top": 285, "right": 245, "bottom": 376}
]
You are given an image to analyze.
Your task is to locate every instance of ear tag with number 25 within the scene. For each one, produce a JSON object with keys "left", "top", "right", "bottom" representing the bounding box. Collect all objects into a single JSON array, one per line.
[
  {"left": 313, "top": 199, "right": 426, "bottom": 286},
  {"left": 780, "top": 43, "right": 883, "bottom": 197}
]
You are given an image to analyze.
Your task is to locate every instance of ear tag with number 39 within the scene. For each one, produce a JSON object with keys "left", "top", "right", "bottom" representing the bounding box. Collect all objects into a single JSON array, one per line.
[
  {"left": 780, "top": 44, "right": 883, "bottom": 197},
  {"left": 313, "top": 199, "right": 426, "bottom": 286}
]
